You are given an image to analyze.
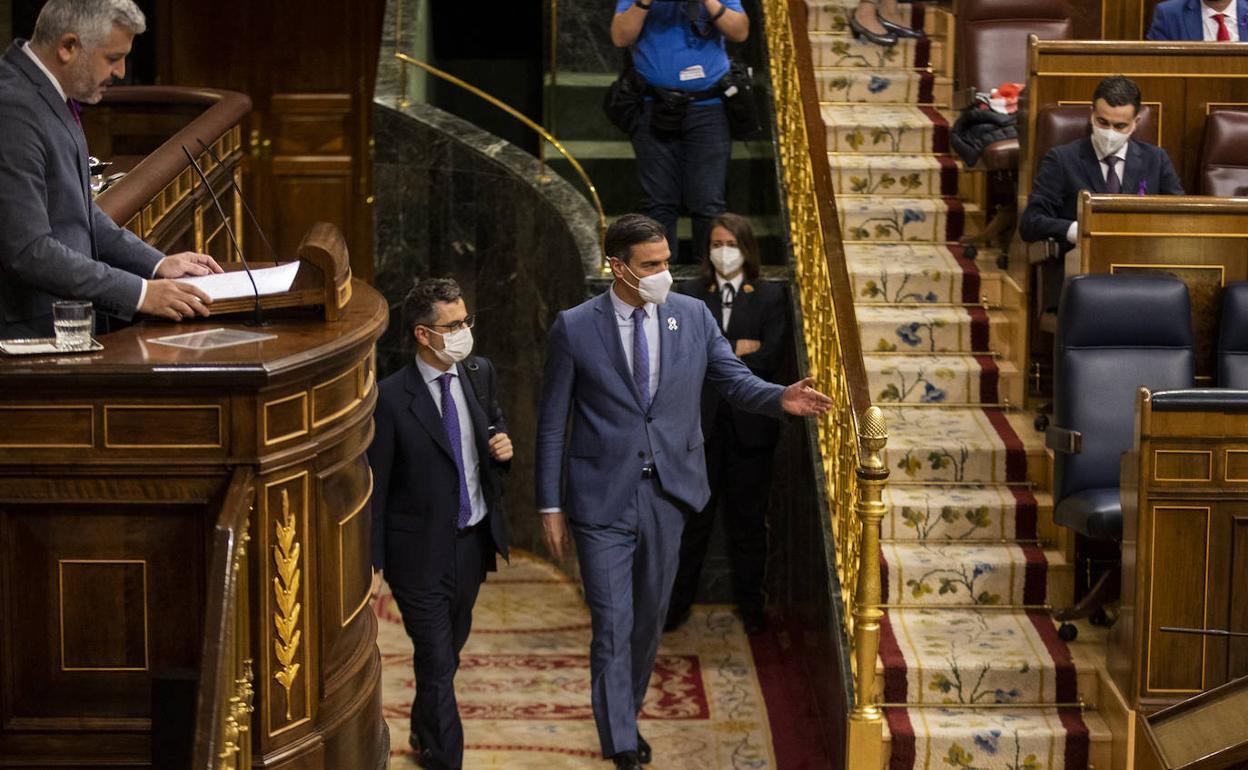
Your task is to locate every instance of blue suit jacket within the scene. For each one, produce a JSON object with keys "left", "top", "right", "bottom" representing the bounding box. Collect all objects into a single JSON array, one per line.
[
  {"left": 1147, "top": 0, "right": 1248, "bottom": 40},
  {"left": 0, "top": 41, "right": 163, "bottom": 337},
  {"left": 535, "top": 289, "right": 785, "bottom": 525},
  {"left": 1019, "top": 136, "right": 1183, "bottom": 249}
]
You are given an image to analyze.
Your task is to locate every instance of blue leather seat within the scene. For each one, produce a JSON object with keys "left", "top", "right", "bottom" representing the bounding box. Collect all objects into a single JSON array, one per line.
[
  {"left": 1218, "top": 282, "right": 1248, "bottom": 388},
  {"left": 1047, "top": 274, "right": 1194, "bottom": 635}
]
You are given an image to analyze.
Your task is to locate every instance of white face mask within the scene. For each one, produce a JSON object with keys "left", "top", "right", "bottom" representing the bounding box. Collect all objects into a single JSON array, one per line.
[
  {"left": 425, "top": 325, "right": 474, "bottom": 365},
  {"left": 1090, "top": 123, "right": 1132, "bottom": 159},
  {"left": 619, "top": 261, "right": 674, "bottom": 305},
  {"left": 709, "top": 245, "right": 744, "bottom": 278}
]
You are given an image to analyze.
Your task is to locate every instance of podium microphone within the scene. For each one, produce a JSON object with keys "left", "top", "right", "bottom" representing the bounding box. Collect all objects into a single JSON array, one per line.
[
  {"left": 180, "top": 145, "right": 268, "bottom": 327},
  {"left": 1160, "top": 626, "right": 1248, "bottom": 638},
  {"left": 196, "top": 138, "right": 278, "bottom": 264}
]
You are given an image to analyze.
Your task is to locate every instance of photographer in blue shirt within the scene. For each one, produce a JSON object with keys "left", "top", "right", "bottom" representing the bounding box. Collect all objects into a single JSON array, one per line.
[{"left": 612, "top": 0, "right": 748, "bottom": 264}]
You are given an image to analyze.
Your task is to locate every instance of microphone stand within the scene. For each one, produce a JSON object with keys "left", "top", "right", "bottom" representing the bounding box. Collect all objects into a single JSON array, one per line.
[
  {"left": 180, "top": 145, "right": 268, "bottom": 327},
  {"left": 196, "top": 138, "right": 279, "bottom": 265},
  {"left": 1160, "top": 626, "right": 1248, "bottom": 638}
]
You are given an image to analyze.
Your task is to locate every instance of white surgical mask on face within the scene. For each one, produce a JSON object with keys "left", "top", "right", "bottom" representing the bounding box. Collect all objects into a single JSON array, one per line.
[
  {"left": 426, "top": 325, "right": 474, "bottom": 365},
  {"left": 1091, "top": 122, "right": 1132, "bottom": 159},
  {"left": 709, "top": 245, "right": 744, "bottom": 278},
  {"left": 619, "top": 261, "right": 673, "bottom": 305}
]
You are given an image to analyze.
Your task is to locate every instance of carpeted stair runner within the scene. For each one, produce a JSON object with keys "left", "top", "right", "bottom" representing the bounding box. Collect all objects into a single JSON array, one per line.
[{"left": 801, "top": 0, "right": 1110, "bottom": 767}]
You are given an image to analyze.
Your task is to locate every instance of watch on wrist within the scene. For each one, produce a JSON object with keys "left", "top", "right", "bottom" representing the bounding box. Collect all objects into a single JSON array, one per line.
[
  {"left": 634, "top": 0, "right": 652, "bottom": 9},
  {"left": 709, "top": 3, "right": 727, "bottom": 21}
]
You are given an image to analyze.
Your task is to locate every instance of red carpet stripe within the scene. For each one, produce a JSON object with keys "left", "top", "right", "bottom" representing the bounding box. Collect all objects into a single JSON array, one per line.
[
  {"left": 919, "top": 106, "right": 948, "bottom": 152},
  {"left": 878, "top": 613, "right": 910, "bottom": 703},
  {"left": 937, "top": 156, "right": 959, "bottom": 196},
  {"left": 1026, "top": 611, "right": 1078, "bottom": 702},
  {"left": 967, "top": 306, "right": 990, "bottom": 353},
  {"left": 975, "top": 354, "right": 1000, "bottom": 404},
  {"left": 1059, "top": 707, "right": 1092, "bottom": 770},
  {"left": 913, "top": 37, "right": 932, "bottom": 69},
  {"left": 952, "top": 246, "right": 982, "bottom": 304},
  {"left": 984, "top": 408, "right": 1028, "bottom": 483},
  {"left": 917, "top": 72, "right": 935, "bottom": 104},
  {"left": 943, "top": 198, "right": 965, "bottom": 241},
  {"left": 885, "top": 707, "right": 917, "bottom": 770},
  {"left": 1011, "top": 487, "right": 1039, "bottom": 539},
  {"left": 749, "top": 617, "right": 835, "bottom": 770},
  {"left": 1021, "top": 545, "right": 1049, "bottom": 605},
  {"left": 910, "top": 2, "right": 927, "bottom": 32}
]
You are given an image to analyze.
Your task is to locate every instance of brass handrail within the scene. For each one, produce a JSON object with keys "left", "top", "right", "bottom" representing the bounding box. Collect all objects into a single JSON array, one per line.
[
  {"left": 394, "top": 51, "right": 607, "bottom": 255},
  {"left": 762, "top": 0, "right": 889, "bottom": 765}
]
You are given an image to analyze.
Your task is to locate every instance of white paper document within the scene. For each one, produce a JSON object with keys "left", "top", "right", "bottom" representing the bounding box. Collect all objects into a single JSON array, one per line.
[{"left": 177, "top": 261, "right": 300, "bottom": 301}]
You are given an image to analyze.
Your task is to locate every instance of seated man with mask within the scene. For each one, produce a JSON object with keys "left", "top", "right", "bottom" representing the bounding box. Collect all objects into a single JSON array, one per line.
[{"left": 1019, "top": 75, "right": 1183, "bottom": 306}]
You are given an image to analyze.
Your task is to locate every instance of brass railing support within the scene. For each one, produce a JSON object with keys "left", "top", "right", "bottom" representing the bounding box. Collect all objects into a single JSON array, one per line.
[{"left": 848, "top": 405, "right": 888, "bottom": 768}]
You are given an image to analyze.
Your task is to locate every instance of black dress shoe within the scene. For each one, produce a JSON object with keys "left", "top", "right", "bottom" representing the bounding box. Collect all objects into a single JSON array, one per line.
[
  {"left": 612, "top": 750, "right": 643, "bottom": 769},
  {"left": 848, "top": 12, "right": 898, "bottom": 47},
  {"left": 879, "top": 16, "right": 923, "bottom": 38},
  {"left": 637, "top": 732, "right": 652, "bottom": 764},
  {"left": 663, "top": 607, "right": 691, "bottom": 633}
]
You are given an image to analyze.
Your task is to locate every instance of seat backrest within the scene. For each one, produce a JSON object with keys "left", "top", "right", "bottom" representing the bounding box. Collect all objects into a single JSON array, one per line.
[
  {"left": 956, "top": 0, "right": 1072, "bottom": 94},
  {"left": 1054, "top": 274, "right": 1194, "bottom": 501},
  {"left": 1219, "top": 282, "right": 1248, "bottom": 387},
  {"left": 1199, "top": 110, "right": 1248, "bottom": 196},
  {"left": 1032, "top": 104, "right": 1158, "bottom": 163}
]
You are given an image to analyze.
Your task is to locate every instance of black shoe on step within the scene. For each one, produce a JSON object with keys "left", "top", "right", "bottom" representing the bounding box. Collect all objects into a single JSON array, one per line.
[
  {"left": 848, "top": 13, "right": 898, "bottom": 47},
  {"left": 637, "top": 732, "right": 652, "bottom": 764},
  {"left": 612, "top": 750, "right": 643, "bottom": 770},
  {"left": 879, "top": 16, "right": 923, "bottom": 38},
  {"left": 742, "top": 608, "right": 768, "bottom": 636},
  {"left": 663, "top": 607, "right": 691, "bottom": 633}
]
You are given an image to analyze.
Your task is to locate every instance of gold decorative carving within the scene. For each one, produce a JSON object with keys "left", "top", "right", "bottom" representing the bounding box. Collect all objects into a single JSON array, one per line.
[
  {"left": 271, "top": 489, "right": 302, "bottom": 720},
  {"left": 339, "top": 469, "right": 376, "bottom": 627}
]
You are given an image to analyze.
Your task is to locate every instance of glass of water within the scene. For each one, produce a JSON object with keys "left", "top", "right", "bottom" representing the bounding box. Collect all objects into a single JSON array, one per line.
[{"left": 53, "top": 300, "right": 94, "bottom": 351}]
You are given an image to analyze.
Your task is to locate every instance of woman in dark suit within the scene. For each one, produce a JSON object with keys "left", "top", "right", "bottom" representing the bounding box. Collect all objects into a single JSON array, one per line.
[{"left": 665, "top": 213, "right": 787, "bottom": 635}]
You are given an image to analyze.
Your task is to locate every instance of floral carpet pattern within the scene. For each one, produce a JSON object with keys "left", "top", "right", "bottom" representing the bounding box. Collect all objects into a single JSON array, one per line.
[
  {"left": 803, "top": 0, "right": 1110, "bottom": 767},
  {"left": 375, "top": 552, "right": 779, "bottom": 769}
]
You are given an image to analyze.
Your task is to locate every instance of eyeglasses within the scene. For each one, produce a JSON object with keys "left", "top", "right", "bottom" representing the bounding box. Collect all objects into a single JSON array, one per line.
[{"left": 423, "top": 315, "right": 475, "bottom": 333}]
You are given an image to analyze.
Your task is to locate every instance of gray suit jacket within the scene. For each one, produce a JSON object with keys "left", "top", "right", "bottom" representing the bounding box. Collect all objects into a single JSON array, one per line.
[
  {"left": 0, "top": 40, "right": 162, "bottom": 338},
  {"left": 535, "top": 290, "right": 784, "bottom": 526}
]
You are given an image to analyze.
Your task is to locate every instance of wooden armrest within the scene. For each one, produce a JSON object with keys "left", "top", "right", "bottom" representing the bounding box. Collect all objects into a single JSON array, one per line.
[{"left": 1046, "top": 425, "right": 1082, "bottom": 454}]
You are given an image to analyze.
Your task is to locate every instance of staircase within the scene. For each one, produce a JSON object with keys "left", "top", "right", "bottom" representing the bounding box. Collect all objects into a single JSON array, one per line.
[{"left": 801, "top": 2, "right": 1112, "bottom": 768}]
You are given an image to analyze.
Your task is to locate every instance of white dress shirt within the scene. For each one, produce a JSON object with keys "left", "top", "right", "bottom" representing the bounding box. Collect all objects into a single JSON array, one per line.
[
  {"left": 1068, "top": 140, "right": 1132, "bottom": 244},
  {"left": 415, "top": 355, "right": 487, "bottom": 528},
  {"left": 716, "top": 272, "right": 744, "bottom": 332},
  {"left": 22, "top": 41, "right": 158, "bottom": 311},
  {"left": 610, "top": 286, "right": 660, "bottom": 402},
  {"left": 1205, "top": 2, "right": 1240, "bottom": 41}
]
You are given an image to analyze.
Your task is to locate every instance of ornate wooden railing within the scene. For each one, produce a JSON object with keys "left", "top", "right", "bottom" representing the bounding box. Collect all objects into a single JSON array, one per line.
[
  {"left": 762, "top": 0, "right": 891, "bottom": 763},
  {"left": 192, "top": 468, "right": 255, "bottom": 770}
]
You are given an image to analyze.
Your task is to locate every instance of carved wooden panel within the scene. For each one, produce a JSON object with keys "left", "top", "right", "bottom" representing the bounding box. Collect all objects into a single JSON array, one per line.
[
  {"left": 0, "top": 406, "right": 94, "bottom": 448},
  {"left": 1147, "top": 505, "right": 1211, "bottom": 694}
]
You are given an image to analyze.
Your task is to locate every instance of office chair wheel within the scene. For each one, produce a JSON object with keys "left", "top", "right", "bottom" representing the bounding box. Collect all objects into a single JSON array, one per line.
[
  {"left": 1034, "top": 414, "right": 1049, "bottom": 432},
  {"left": 1090, "top": 607, "right": 1112, "bottom": 627},
  {"left": 1057, "top": 622, "right": 1078, "bottom": 642},
  {"left": 963, "top": 245, "right": 978, "bottom": 260}
]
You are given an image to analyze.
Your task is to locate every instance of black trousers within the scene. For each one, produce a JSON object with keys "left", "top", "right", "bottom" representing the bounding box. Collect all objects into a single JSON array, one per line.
[
  {"left": 667, "top": 410, "right": 775, "bottom": 622},
  {"left": 387, "top": 523, "right": 489, "bottom": 770}
]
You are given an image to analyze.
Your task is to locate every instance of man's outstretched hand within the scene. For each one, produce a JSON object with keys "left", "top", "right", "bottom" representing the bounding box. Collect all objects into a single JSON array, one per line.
[{"left": 780, "top": 376, "right": 834, "bottom": 416}]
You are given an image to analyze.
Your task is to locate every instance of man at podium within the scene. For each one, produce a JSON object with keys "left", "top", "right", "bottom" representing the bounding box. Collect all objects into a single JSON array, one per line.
[{"left": 0, "top": 0, "right": 221, "bottom": 340}]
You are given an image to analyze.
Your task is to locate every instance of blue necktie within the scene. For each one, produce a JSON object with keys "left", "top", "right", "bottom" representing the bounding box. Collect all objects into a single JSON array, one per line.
[
  {"left": 632, "top": 307, "right": 651, "bottom": 411},
  {"left": 437, "top": 373, "right": 473, "bottom": 528}
]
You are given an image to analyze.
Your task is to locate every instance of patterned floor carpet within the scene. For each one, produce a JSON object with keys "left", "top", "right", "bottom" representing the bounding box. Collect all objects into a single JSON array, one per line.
[
  {"left": 376, "top": 552, "right": 786, "bottom": 768},
  {"left": 801, "top": 1, "right": 1111, "bottom": 768}
]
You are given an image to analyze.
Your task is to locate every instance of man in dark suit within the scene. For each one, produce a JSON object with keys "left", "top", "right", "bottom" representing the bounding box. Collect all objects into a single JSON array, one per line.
[
  {"left": 1020, "top": 76, "right": 1183, "bottom": 307},
  {"left": 0, "top": 0, "right": 220, "bottom": 339},
  {"left": 665, "top": 214, "right": 786, "bottom": 636},
  {"left": 1147, "top": 0, "right": 1247, "bottom": 41},
  {"left": 368, "top": 278, "right": 512, "bottom": 770},
  {"left": 536, "top": 214, "right": 831, "bottom": 769}
]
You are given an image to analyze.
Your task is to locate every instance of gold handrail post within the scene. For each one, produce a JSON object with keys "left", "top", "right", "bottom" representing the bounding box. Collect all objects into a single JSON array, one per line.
[{"left": 848, "top": 405, "right": 888, "bottom": 769}]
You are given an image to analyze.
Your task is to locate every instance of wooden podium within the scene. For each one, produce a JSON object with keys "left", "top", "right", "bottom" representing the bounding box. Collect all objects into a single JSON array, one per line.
[
  {"left": 0, "top": 224, "right": 387, "bottom": 768},
  {"left": 1136, "top": 675, "right": 1248, "bottom": 770}
]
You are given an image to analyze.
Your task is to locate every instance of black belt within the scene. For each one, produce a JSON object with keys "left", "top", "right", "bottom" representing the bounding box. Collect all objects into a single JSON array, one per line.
[
  {"left": 641, "top": 464, "right": 658, "bottom": 479},
  {"left": 644, "top": 83, "right": 722, "bottom": 102},
  {"left": 457, "top": 520, "right": 482, "bottom": 538}
]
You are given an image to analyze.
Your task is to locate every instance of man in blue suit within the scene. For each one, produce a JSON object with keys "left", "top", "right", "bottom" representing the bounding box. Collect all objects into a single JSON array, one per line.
[
  {"left": 1020, "top": 76, "right": 1183, "bottom": 309},
  {"left": 1147, "top": 0, "right": 1246, "bottom": 41},
  {"left": 535, "top": 214, "right": 831, "bottom": 769}
]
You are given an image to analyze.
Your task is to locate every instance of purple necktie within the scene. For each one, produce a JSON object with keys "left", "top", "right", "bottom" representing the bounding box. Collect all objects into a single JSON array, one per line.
[
  {"left": 1104, "top": 155, "right": 1122, "bottom": 194},
  {"left": 632, "top": 307, "right": 651, "bottom": 411},
  {"left": 437, "top": 373, "right": 473, "bottom": 528},
  {"left": 66, "top": 98, "right": 81, "bottom": 127}
]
